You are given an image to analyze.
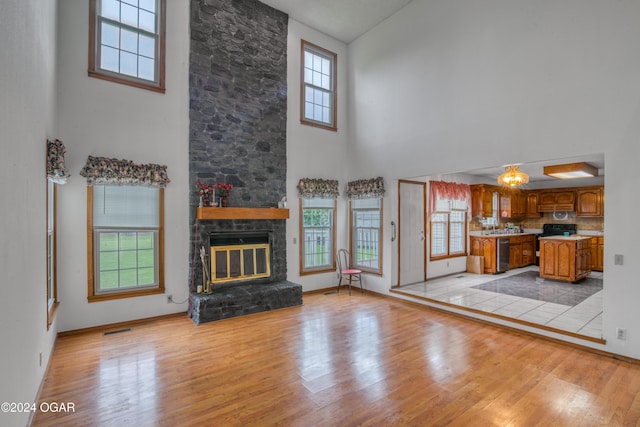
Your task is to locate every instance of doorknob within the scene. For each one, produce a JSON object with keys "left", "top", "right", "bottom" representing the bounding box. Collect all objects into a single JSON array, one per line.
[{"left": 391, "top": 221, "right": 396, "bottom": 242}]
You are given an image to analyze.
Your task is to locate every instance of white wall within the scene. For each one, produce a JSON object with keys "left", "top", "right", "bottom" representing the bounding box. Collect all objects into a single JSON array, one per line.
[
  {"left": 348, "top": 0, "right": 640, "bottom": 358},
  {"left": 55, "top": 0, "right": 191, "bottom": 331},
  {"left": 285, "top": 19, "right": 351, "bottom": 291},
  {"left": 0, "top": 1, "right": 59, "bottom": 425}
]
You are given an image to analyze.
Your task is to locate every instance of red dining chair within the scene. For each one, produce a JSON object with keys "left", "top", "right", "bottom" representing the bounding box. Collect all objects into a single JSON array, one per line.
[{"left": 336, "top": 249, "right": 363, "bottom": 295}]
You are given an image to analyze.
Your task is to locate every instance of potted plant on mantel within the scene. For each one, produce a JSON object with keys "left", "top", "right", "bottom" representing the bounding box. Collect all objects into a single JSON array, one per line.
[
  {"left": 196, "top": 181, "right": 215, "bottom": 207},
  {"left": 218, "top": 183, "right": 233, "bottom": 207}
]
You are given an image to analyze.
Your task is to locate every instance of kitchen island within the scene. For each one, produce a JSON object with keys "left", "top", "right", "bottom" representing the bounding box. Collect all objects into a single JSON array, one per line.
[{"left": 539, "top": 235, "right": 592, "bottom": 282}]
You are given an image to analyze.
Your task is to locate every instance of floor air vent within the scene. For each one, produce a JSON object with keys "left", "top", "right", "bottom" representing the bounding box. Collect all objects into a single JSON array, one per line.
[
  {"left": 324, "top": 291, "right": 338, "bottom": 295},
  {"left": 103, "top": 328, "right": 132, "bottom": 336},
  {"left": 456, "top": 275, "right": 466, "bottom": 279}
]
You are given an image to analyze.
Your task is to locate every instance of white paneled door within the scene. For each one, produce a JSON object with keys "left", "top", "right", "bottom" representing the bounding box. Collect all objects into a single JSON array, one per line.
[{"left": 398, "top": 180, "right": 426, "bottom": 286}]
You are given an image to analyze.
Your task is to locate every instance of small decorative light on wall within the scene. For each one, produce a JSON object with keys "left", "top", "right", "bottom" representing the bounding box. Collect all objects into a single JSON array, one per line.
[
  {"left": 543, "top": 162, "right": 598, "bottom": 179},
  {"left": 497, "top": 165, "right": 529, "bottom": 187}
]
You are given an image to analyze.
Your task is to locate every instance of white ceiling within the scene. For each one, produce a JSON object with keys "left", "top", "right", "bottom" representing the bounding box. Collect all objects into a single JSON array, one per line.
[
  {"left": 259, "top": 0, "right": 414, "bottom": 43},
  {"left": 462, "top": 154, "right": 605, "bottom": 190}
]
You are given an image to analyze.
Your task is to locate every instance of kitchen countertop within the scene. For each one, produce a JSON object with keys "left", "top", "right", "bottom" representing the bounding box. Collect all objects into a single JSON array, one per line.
[
  {"left": 538, "top": 235, "right": 593, "bottom": 241},
  {"left": 470, "top": 232, "right": 537, "bottom": 238}
]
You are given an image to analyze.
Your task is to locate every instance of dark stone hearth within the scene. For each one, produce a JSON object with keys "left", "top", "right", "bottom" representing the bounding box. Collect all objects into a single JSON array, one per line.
[{"left": 190, "top": 281, "right": 303, "bottom": 324}]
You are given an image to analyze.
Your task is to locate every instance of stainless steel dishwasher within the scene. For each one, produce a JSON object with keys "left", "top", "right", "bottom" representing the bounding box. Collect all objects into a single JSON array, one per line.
[{"left": 496, "top": 237, "right": 510, "bottom": 273}]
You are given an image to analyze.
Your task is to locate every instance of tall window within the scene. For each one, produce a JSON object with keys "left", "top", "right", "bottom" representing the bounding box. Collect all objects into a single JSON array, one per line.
[
  {"left": 300, "top": 198, "right": 336, "bottom": 274},
  {"left": 89, "top": 0, "right": 166, "bottom": 92},
  {"left": 350, "top": 198, "right": 382, "bottom": 273},
  {"left": 46, "top": 181, "right": 59, "bottom": 328},
  {"left": 430, "top": 205, "right": 467, "bottom": 260},
  {"left": 301, "top": 40, "right": 337, "bottom": 131},
  {"left": 87, "top": 185, "right": 165, "bottom": 301}
]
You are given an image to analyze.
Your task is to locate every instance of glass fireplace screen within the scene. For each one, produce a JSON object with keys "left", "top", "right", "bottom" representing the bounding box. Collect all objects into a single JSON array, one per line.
[{"left": 211, "top": 243, "right": 270, "bottom": 283}]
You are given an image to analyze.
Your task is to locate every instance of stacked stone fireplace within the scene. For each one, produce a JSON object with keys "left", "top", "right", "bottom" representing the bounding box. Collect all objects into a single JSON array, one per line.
[{"left": 188, "top": 0, "right": 301, "bottom": 324}]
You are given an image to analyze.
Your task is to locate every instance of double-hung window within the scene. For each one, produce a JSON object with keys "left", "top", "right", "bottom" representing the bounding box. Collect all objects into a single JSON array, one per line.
[
  {"left": 301, "top": 40, "right": 337, "bottom": 131},
  {"left": 350, "top": 198, "right": 383, "bottom": 273},
  {"left": 300, "top": 198, "right": 336, "bottom": 274},
  {"left": 88, "top": 185, "right": 165, "bottom": 301},
  {"left": 89, "top": 0, "right": 166, "bottom": 92},
  {"left": 430, "top": 202, "right": 467, "bottom": 260}
]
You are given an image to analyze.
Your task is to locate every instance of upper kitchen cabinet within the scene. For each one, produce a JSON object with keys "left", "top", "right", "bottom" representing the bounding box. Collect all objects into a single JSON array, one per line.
[
  {"left": 511, "top": 191, "right": 526, "bottom": 217},
  {"left": 538, "top": 190, "right": 576, "bottom": 212},
  {"left": 525, "top": 191, "right": 542, "bottom": 218},
  {"left": 576, "top": 186, "right": 604, "bottom": 217},
  {"left": 471, "top": 184, "right": 497, "bottom": 218},
  {"left": 499, "top": 190, "right": 526, "bottom": 218}
]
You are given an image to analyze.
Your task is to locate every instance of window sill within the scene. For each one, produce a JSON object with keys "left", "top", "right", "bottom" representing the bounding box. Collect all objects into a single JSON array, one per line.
[
  {"left": 88, "top": 70, "right": 166, "bottom": 94},
  {"left": 300, "top": 119, "right": 337, "bottom": 132},
  {"left": 429, "top": 253, "right": 468, "bottom": 262},
  {"left": 300, "top": 267, "right": 336, "bottom": 276},
  {"left": 88, "top": 287, "right": 165, "bottom": 303},
  {"left": 355, "top": 267, "right": 382, "bottom": 276}
]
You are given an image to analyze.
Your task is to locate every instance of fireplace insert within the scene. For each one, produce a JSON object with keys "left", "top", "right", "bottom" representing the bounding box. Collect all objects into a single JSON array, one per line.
[{"left": 209, "top": 231, "right": 271, "bottom": 283}]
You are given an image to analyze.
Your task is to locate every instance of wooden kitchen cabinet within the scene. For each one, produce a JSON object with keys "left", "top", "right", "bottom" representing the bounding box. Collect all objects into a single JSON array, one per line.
[
  {"left": 471, "top": 234, "right": 536, "bottom": 272},
  {"left": 470, "top": 236, "right": 497, "bottom": 273},
  {"left": 538, "top": 190, "right": 576, "bottom": 212},
  {"left": 539, "top": 236, "right": 592, "bottom": 282},
  {"left": 509, "top": 240, "right": 523, "bottom": 269},
  {"left": 500, "top": 190, "right": 526, "bottom": 218},
  {"left": 522, "top": 238, "right": 535, "bottom": 266},
  {"left": 508, "top": 234, "right": 536, "bottom": 268},
  {"left": 525, "top": 191, "right": 542, "bottom": 218},
  {"left": 576, "top": 186, "right": 604, "bottom": 217},
  {"left": 511, "top": 191, "right": 526, "bottom": 217},
  {"left": 471, "top": 184, "right": 497, "bottom": 218},
  {"left": 588, "top": 236, "right": 604, "bottom": 271}
]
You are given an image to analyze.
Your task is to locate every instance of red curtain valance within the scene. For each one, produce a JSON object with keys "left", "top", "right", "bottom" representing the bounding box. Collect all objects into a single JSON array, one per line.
[{"left": 429, "top": 181, "right": 471, "bottom": 214}]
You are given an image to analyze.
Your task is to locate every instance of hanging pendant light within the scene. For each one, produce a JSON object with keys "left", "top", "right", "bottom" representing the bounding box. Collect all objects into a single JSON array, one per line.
[{"left": 498, "top": 165, "right": 529, "bottom": 187}]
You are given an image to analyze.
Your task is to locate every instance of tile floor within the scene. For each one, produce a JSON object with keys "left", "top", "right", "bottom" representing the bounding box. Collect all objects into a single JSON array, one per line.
[{"left": 398, "top": 265, "right": 603, "bottom": 339}]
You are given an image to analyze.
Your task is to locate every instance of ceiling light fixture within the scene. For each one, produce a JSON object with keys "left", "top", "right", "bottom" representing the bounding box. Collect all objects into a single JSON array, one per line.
[
  {"left": 543, "top": 162, "right": 598, "bottom": 179},
  {"left": 497, "top": 165, "right": 529, "bottom": 187}
]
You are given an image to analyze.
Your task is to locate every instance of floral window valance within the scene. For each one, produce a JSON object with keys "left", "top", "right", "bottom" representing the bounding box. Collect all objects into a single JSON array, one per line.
[
  {"left": 297, "top": 178, "right": 339, "bottom": 199},
  {"left": 346, "top": 177, "right": 385, "bottom": 199},
  {"left": 79, "top": 156, "right": 170, "bottom": 187},
  {"left": 429, "top": 180, "right": 471, "bottom": 214},
  {"left": 47, "top": 139, "right": 70, "bottom": 184}
]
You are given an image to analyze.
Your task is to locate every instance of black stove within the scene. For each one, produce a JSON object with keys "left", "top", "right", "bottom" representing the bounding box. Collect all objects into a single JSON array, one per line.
[{"left": 539, "top": 223, "right": 577, "bottom": 237}]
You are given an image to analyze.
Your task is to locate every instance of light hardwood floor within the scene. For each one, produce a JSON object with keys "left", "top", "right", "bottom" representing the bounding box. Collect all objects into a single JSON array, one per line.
[{"left": 33, "top": 292, "right": 640, "bottom": 426}]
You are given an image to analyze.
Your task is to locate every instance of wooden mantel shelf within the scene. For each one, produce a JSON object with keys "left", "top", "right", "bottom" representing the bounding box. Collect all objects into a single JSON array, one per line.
[{"left": 197, "top": 207, "right": 290, "bottom": 220}]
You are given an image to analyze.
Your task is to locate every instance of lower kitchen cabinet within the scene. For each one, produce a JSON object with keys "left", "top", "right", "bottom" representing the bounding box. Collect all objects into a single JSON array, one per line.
[
  {"left": 470, "top": 236, "right": 497, "bottom": 274},
  {"left": 576, "top": 235, "right": 604, "bottom": 272},
  {"left": 508, "top": 234, "right": 536, "bottom": 269},
  {"left": 593, "top": 236, "right": 604, "bottom": 271},
  {"left": 509, "top": 242, "right": 522, "bottom": 269},
  {"left": 470, "top": 234, "right": 537, "bottom": 273}
]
